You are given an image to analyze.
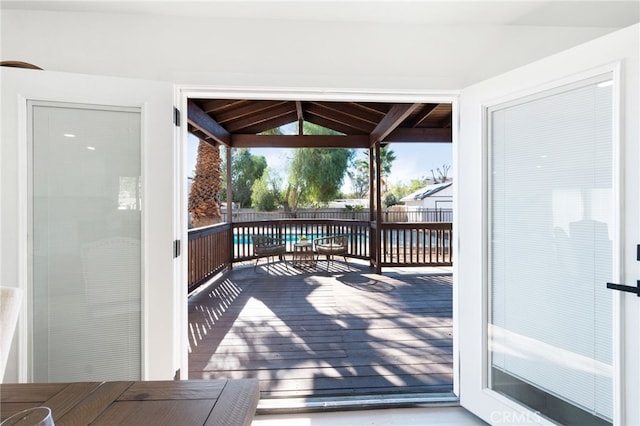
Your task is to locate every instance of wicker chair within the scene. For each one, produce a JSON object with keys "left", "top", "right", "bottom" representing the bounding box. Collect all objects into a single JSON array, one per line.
[
  {"left": 252, "top": 235, "right": 288, "bottom": 272},
  {"left": 314, "top": 235, "right": 350, "bottom": 271}
]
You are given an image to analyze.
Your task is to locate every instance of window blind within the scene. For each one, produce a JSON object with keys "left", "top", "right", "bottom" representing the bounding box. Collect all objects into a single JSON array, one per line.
[{"left": 489, "top": 74, "right": 614, "bottom": 422}]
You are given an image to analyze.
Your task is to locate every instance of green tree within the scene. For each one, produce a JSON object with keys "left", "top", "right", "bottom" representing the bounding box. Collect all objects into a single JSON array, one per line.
[
  {"left": 351, "top": 158, "right": 370, "bottom": 198},
  {"left": 386, "top": 177, "right": 429, "bottom": 202},
  {"left": 251, "top": 168, "right": 281, "bottom": 211},
  {"left": 289, "top": 148, "right": 354, "bottom": 207},
  {"left": 272, "top": 121, "right": 353, "bottom": 215},
  {"left": 221, "top": 148, "right": 267, "bottom": 208},
  {"left": 379, "top": 146, "right": 397, "bottom": 180},
  {"left": 408, "top": 177, "right": 429, "bottom": 193},
  {"left": 349, "top": 146, "right": 396, "bottom": 197},
  {"left": 383, "top": 192, "right": 399, "bottom": 207}
]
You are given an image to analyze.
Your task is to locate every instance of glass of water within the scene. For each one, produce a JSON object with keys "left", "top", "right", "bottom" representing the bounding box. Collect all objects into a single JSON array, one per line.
[{"left": 0, "top": 407, "right": 54, "bottom": 426}]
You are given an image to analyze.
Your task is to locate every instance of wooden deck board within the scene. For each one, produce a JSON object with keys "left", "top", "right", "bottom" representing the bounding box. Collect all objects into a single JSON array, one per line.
[{"left": 188, "top": 263, "right": 453, "bottom": 398}]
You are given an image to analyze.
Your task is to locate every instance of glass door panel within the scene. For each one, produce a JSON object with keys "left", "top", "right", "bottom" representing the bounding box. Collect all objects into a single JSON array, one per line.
[
  {"left": 30, "top": 102, "right": 142, "bottom": 381},
  {"left": 488, "top": 74, "right": 614, "bottom": 424}
]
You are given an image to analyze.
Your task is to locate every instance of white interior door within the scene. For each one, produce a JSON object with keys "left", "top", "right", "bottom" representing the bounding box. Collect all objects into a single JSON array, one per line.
[
  {"left": 457, "top": 24, "right": 639, "bottom": 425},
  {"left": 0, "top": 67, "right": 181, "bottom": 382}
]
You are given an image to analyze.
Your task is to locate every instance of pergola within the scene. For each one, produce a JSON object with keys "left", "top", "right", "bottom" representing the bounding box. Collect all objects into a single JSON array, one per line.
[{"left": 187, "top": 99, "right": 453, "bottom": 273}]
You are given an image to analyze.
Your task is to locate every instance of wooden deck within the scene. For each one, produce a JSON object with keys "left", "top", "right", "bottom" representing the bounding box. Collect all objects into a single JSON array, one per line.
[{"left": 188, "top": 260, "right": 453, "bottom": 398}]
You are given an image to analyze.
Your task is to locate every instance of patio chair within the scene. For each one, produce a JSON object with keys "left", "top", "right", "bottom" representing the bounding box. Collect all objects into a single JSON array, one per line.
[
  {"left": 314, "top": 235, "right": 350, "bottom": 271},
  {"left": 252, "top": 235, "right": 288, "bottom": 272}
]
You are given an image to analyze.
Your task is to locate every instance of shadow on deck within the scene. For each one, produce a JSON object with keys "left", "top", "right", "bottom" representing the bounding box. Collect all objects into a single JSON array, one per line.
[{"left": 187, "top": 260, "right": 453, "bottom": 398}]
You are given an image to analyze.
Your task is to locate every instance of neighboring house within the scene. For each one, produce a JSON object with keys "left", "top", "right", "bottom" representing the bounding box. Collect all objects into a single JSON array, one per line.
[{"left": 400, "top": 181, "right": 452, "bottom": 210}]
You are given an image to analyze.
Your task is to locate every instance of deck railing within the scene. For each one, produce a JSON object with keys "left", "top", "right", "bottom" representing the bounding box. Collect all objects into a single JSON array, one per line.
[
  {"left": 231, "top": 219, "right": 371, "bottom": 262},
  {"left": 187, "top": 219, "right": 452, "bottom": 291},
  {"left": 380, "top": 222, "right": 453, "bottom": 266},
  {"left": 187, "top": 223, "right": 232, "bottom": 292}
]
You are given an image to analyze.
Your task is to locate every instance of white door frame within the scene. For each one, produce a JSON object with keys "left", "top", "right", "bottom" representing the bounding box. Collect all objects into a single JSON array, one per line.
[
  {"left": 458, "top": 24, "right": 639, "bottom": 425},
  {"left": 176, "top": 86, "right": 461, "bottom": 391}
]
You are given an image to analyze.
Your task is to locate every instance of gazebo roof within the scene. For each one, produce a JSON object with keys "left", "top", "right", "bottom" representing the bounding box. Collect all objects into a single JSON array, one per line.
[{"left": 187, "top": 99, "right": 452, "bottom": 149}]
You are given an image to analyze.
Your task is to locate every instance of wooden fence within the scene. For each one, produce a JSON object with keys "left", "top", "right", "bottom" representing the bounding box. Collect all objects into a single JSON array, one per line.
[{"left": 219, "top": 208, "right": 452, "bottom": 223}]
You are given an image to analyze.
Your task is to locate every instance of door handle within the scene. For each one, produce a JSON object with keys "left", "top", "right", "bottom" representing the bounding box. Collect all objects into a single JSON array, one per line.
[{"left": 607, "top": 281, "right": 640, "bottom": 296}]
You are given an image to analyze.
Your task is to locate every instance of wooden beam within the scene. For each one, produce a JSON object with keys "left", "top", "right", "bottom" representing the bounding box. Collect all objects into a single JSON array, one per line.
[
  {"left": 385, "top": 127, "right": 452, "bottom": 143},
  {"left": 187, "top": 127, "right": 216, "bottom": 147},
  {"left": 304, "top": 114, "right": 364, "bottom": 135},
  {"left": 225, "top": 103, "right": 294, "bottom": 133},
  {"left": 439, "top": 116, "right": 452, "bottom": 128},
  {"left": 411, "top": 104, "right": 439, "bottom": 128},
  {"left": 200, "top": 99, "right": 247, "bottom": 114},
  {"left": 231, "top": 134, "right": 369, "bottom": 148},
  {"left": 240, "top": 113, "right": 298, "bottom": 135},
  {"left": 312, "top": 101, "right": 381, "bottom": 125},
  {"left": 369, "top": 146, "right": 375, "bottom": 268},
  {"left": 370, "top": 103, "right": 420, "bottom": 146},
  {"left": 216, "top": 100, "right": 289, "bottom": 124},
  {"left": 306, "top": 103, "right": 375, "bottom": 133},
  {"left": 374, "top": 142, "right": 382, "bottom": 274},
  {"left": 226, "top": 146, "right": 233, "bottom": 250},
  {"left": 350, "top": 102, "right": 390, "bottom": 115},
  {"left": 296, "top": 101, "right": 304, "bottom": 135},
  {"left": 187, "top": 100, "right": 231, "bottom": 147}
]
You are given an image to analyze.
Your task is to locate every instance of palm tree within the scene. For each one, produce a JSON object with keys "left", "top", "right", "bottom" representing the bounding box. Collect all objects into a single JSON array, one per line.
[
  {"left": 350, "top": 146, "right": 396, "bottom": 196},
  {"left": 188, "top": 140, "right": 223, "bottom": 228}
]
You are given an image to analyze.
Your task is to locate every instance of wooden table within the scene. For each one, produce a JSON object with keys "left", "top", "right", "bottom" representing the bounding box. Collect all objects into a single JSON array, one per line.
[
  {"left": 0, "top": 379, "right": 259, "bottom": 426},
  {"left": 292, "top": 241, "right": 315, "bottom": 268}
]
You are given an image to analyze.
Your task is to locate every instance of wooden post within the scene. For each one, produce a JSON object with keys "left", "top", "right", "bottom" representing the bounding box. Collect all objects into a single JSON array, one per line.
[
  {"left": 369, "top": 146, "right": 375, "bottom": 267},
  {"left": 375, "top": 142, "right": 382, "bottom": 274},
  {"left": 226, "top": 146, "right": 233, "bottom": 270}
]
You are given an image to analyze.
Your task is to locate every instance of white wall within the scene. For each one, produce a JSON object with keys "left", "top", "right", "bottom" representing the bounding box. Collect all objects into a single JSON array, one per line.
[
  {"left": 457, "top": 23, "right": 639, "bottom": 424},
  {"left": 0, "top": 9, "right": 621, "bottom": 89}
]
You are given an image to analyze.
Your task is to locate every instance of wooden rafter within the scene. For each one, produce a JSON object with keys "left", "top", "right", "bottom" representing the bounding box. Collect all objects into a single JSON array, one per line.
[
  {"left": 225, "top": 103, "right": 293, "bottom": 133},
  {"left": 411, "top": 104, "right": 439, "bottom": 128},
  {"left": 187, "top": 101, "right": 231, "bottom": 146},
  {"left": 312, "top": 102, "right": 381, "bottom": 125},
  {"left": 350, "top": 102, "right": 390, "bottom": 115},
  {"left": 439, "top": 116, "right": 452, "bottom": 128},
  {"left": 187, "top": 126, "right": 215, "bottom": 146},
  {"left": 216, "top": 100, "right": 289, "bottom": 124},
  {"left": 370, "top": 103, "right": 420, "bottom": 146},
  {"left": 200, "top": 99, "right": 248, "bottom": 114},
  {"left": 304, "top": 114, "right": 360, "bottom": 135},
  {"left": 306, "top": 103, "right": 375, "bottom": 133},
  {"left": 239, "top": 112, "right": 298, "bottom": 135},
  {"left": 232, "top": 134, "right": 369, "bottom": 148}
]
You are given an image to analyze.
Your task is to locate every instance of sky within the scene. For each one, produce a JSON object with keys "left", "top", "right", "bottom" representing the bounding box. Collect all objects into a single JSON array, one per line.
[{"left": 187, "top": 133, "right": 452, "bottom": 194}]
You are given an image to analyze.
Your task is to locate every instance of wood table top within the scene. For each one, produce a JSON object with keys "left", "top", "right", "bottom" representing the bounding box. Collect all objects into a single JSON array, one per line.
[{"left": 0, "top": 379, "right": 260, "bottom": 426}]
